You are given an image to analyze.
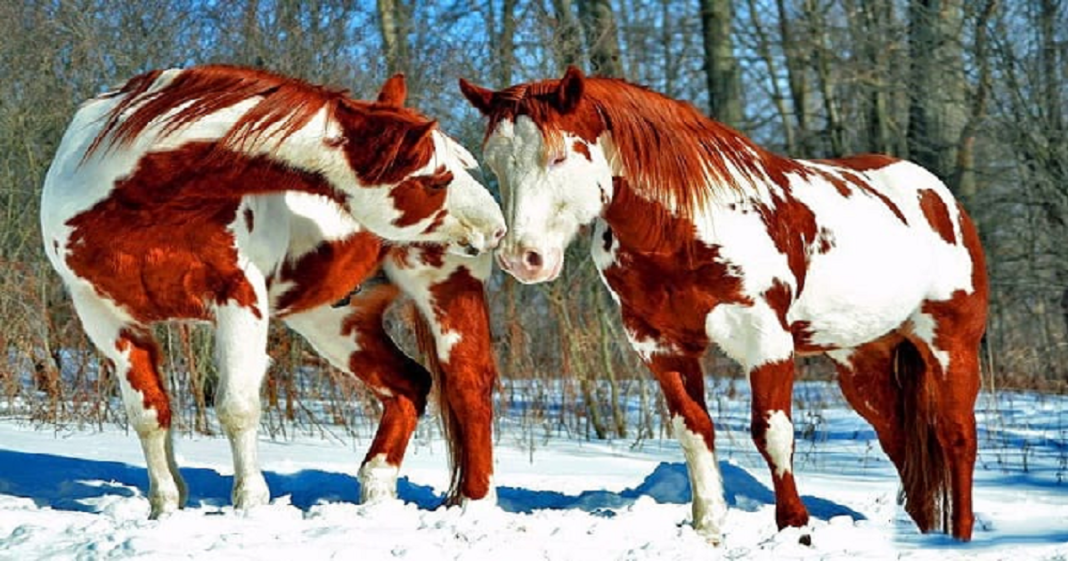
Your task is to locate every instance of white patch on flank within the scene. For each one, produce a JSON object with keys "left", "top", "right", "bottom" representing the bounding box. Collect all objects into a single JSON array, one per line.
[
  {"left": 235, "top": 194, "right": 291, "bottom": 277},
  {"left": 671, "top": 416, "right": 727, "bottom": 542},
  {"left": 706, "top": 301, "right": 794, "bottom": 369},
  {"left": 908, "top": 311, "right": 951, "bottom": 373},
  {"left": 358, "top": 453, "right": 399, "bottom": 503},
  {"left": 764, "top": 410, "right": 795, "bottom": 478},
  {"left": 783, "top": 160, "right": 976, "bottom": 350}
]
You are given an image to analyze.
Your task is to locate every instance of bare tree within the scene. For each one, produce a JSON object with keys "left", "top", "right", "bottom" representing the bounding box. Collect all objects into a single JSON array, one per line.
[
  {"left": 578, "top": 0, "right": 624, "bottom": 77},
  {"left": 700, "top": 0, "right": 743, "bottom": 127},
  {"left": 378, "top": 0, "right": 412, "bottom": 76},
  {"left": 906, "top": 0, "right": 968, "bottom": 191}
]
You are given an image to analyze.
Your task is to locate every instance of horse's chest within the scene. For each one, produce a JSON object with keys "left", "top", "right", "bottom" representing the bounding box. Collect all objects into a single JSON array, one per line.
[{"left": 591, "top": 222, "right": 748, "bottom": 351}]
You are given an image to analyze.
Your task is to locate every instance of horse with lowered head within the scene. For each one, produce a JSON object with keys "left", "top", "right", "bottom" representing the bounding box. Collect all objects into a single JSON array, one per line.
[
  {"left": 460, "top": 66, "right": 986, "bottom": 543},
  {"left": 41, "top": 65, "right": 505, "bottom": 518}
]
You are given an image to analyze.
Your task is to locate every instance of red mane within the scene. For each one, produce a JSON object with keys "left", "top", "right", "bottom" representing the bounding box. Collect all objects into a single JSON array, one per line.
[
  {"left": 85, "top": 65, "right": 437, "bottom": 183},
  {"left": 478, "top": 75, "right": 809, "bottom": 221}
]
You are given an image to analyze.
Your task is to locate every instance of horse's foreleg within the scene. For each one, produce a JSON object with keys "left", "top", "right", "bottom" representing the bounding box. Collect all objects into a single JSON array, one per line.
[
  {"left": 405, "top": 270, "right": 497, "bottom": 507},
  {"left": 345, "top": 289, "right": 430, "bottom": 504},
  {"left": 70, "top": 290, "right": 185, "bottom": 518},
  {"left": 645, "top": 352, "right": 726, "bottom": 543},
  {"left": 748, "top": 355, "right": 809, "bottom": 530},
  {"left": 213, "top": 293, "right": 271, "bottom": 511},
  {"left": 283, "top": 283, "right": 431, "bottom": 504}
]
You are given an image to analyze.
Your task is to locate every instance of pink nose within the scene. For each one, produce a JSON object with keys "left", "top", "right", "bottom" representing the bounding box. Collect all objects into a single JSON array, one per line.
[{"left": 496, "top": 246, "right": 561, "bottom": 284}]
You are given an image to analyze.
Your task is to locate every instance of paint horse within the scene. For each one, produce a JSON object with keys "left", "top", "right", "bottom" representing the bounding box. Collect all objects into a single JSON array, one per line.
[
  {"left": 460, "top": 67, "right": 987, "bottom": 542},
  {"left": 41, "top": 65, "right": 505, "bottom": 518}
]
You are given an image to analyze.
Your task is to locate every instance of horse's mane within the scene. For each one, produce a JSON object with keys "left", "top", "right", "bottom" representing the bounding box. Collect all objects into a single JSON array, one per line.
[
  {"left": 84, "top": 65, "right": 427, "bottom": 162},
  {"left": 490, "top": 76, "right": 802, "bottom": 222}
]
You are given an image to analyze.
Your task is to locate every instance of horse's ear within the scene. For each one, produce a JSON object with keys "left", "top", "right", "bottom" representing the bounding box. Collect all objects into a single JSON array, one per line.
[
  {"left": 404, "top": 119, "right": 437, "bottom": 146},
  {"left": 377, "top": 73, "right": 407, "bottom": 108},
  {"left": 556, "top": 65, "right": 585, "bottom": 114},
  {"left": 459, "top": 78, "right": 495, "bottom": 116}
]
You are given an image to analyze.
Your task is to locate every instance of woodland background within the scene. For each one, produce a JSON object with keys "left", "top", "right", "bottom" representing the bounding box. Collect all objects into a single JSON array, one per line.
[{"left": 0, "top": 0, "right": 1065, "bottom": 442}]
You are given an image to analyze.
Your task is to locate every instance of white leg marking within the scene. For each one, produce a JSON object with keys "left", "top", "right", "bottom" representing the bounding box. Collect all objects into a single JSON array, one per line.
[
  {"left": 214, "top": 300, "right": 271, "bottom": 510},
  {"left": 68, "top": 289, "right": 182, "bottom": 518},
  {"left": 138, "top": 430, "right": 182, "bottom": 518},
  {"left": 671, "top": 416, "right": 727, "bottom": 543},
  {"left": 358, "top": 453, "right": 399, "bottom": 503},
  {"left": 764, "top": 410, "right": 795, "bottom": 478}
]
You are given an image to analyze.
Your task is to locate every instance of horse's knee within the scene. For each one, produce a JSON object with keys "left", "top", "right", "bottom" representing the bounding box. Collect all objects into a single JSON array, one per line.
[{"left": 215, "top": 395, "right": 262, "bottom": 434}]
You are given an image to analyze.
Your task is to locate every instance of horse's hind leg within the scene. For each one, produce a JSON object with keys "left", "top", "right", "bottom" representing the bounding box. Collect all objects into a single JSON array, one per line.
[
  {"left": 835, "top": 327, "right": 980, "bottom": 540},
  {"left": 908, "top": 321, "right": 981, "bottom": 540},
  {"left": 832, "top": 336, "right": 917, "bottom": 519},
  {"left": 283, "top": 282, "right": 431, "bottom": 503},
  {"left": 69, "top": 288, "right": 186, "bottom": 518},
  {"left": 213, "top": 288, "right": 272, "bottom": 510}
]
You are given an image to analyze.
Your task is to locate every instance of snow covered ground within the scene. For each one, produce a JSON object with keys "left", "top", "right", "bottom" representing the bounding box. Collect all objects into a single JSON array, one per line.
[{"left": 0, "top": 381, "right": 1065, "bottom": 560}]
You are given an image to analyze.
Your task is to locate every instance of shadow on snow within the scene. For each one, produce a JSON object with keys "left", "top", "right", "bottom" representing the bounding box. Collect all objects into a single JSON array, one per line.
[{"left": 0, "top": 448, "right": 861, "bottom": 523}]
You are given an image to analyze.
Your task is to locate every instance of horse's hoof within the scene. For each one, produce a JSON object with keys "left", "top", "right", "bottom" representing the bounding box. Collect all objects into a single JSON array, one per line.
[{"left": 232, "top": 475, "right": 270, "bottom": 510}]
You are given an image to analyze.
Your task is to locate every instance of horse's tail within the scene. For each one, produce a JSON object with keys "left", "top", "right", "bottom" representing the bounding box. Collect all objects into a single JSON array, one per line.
[
  {"left": 895, "top": 339, "right": 950, "bottom": 533},
  {"left": 411, "top": 305, "right": 464, "bottom": 505}
]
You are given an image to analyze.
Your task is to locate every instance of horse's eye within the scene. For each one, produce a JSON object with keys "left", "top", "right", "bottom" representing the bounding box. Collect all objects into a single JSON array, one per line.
[
  {"left": 550, "top": 153, "right": 567, "bottom": 168},
  {"left": 426, "top": 169, "right": 453, "bottom": 190}
]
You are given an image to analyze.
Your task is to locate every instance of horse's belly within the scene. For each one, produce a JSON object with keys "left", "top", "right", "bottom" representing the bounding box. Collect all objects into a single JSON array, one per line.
[{"left": 791, "top": 235, "right": 934, "bottom": 348}]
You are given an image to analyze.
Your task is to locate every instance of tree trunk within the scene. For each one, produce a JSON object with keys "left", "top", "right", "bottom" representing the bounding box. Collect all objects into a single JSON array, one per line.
[
  {"left": 907, "top": 0, "right": 967, "bottom": 191},
  {"left": 748, "top": 0, "right": 796, "bottom": 153},
  {"left": 496, "top": 0, "right": 518, "bottom": 87},
  {"left": 377, "top": 0, "right": 410, "bottom": 76},
  {"left": 859, "top": 0, "right": 895, "bottom": 155},
  {"left": 577, "top": 0, "right": 624, "bottom": 77},
  {"left": 700, "top": 0, "right": 743, "bottom": 128},
  {"left": 777, "top": 0, "right": 815, "bottom": 155},
  {"left": 550, "top": 0, "right": 585, "bottom": 70}
]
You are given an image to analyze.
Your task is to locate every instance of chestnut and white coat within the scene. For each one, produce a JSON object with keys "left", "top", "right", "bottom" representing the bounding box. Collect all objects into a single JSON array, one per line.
[
  {"left": 41, "top": 65, "right": 504, "bottom": 518},
  {"left": 462, "top": 67, "right": 986, "bottom": 543}
]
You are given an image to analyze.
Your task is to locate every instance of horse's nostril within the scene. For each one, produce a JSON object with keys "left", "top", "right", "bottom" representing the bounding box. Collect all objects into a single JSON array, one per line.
[
  {"left": 524, "top": 250, "right": 542, "bottom": 269},
  {"left": 493, "top": 227, "right": 507, "bottom": 241}
]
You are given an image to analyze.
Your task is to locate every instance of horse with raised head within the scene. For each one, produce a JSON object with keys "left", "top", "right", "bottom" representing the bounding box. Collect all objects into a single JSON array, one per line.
[
  {"left": 41, "top": 65, "right": 505, "bottom": 518},
  {"left": 460, "top": 67, "right": 987, "bottom": 542}
]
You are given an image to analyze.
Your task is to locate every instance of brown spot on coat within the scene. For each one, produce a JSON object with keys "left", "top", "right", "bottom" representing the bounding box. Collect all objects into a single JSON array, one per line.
[
  {"left": 116, "top": 328, "right": 171, "bottom": 428},
  {"left": 572, "top": 140, "right": 591, "bottom": 161},
  {"left": 274, "top": 231, "right": 386, "bottom": 315},
  {"left": 602, "top": 177, "right": 750, "bottom": 354},
  {"left": 389, "top": 167, "right": 451, "bottom": 227},
  {"left": 65, "top": 143, "right": 341, "bottom": 322},
  {"left": 918, "top": 189, "right": 957, "bottom": 245}
]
